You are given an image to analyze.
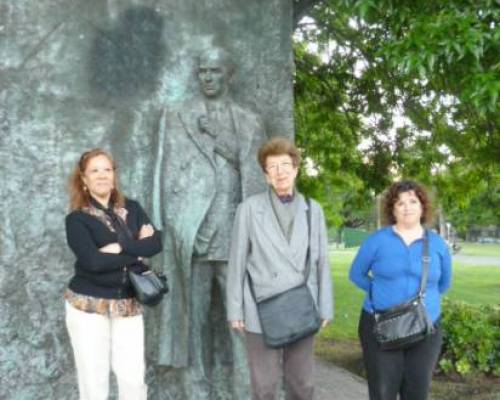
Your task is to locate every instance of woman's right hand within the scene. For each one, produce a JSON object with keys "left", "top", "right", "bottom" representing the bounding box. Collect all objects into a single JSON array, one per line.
[{"left": 99, "top": 242, "right": 122, "bottom": 254}]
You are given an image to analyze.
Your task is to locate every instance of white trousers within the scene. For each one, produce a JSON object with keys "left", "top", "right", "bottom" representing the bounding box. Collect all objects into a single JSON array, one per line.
[{"left": 65, "top": 301, "right": 147, "bottom": 400}]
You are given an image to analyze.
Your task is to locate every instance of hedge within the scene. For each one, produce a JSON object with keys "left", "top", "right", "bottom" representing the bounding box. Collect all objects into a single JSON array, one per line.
[{"left": 440, "top": 298, "right": 500, "bottom": 377}]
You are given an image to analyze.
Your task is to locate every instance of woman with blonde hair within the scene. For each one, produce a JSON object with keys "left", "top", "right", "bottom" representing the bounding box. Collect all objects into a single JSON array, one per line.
[{"left": 64, "top": 149, "right": 162, "bottom": 400}]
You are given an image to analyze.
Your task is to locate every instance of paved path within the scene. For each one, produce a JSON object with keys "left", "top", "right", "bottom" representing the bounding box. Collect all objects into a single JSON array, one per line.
[
  {"left": 314, "top": 357, "right": 368, "bottom": 400},
  {"left": 452, "top": 254, "right": 500, "bottom": 266}
]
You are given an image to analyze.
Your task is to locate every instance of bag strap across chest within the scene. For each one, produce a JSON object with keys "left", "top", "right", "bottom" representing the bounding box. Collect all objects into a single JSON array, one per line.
[
  {"left": 248, "top": 197, "right": 313, "bottom": 302},
  {"left": 370, "top": 230, "right": 430, "bottom": 310}
]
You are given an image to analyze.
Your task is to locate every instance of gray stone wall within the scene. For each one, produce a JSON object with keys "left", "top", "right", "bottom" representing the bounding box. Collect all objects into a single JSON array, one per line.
[{"left": 0, "top": 0, "right": 294, "bottom": 398}]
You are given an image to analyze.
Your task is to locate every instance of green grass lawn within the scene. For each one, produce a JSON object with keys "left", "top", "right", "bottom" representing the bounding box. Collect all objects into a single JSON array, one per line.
[
  {"left": 319, "top": 249, "right": 363, "bottom": 340},
  {"left": 446, "top": 264, "right": 500, "bottom": 305},
  {"left": 459, "top": 242, "right": 500, "bottom": 257}
]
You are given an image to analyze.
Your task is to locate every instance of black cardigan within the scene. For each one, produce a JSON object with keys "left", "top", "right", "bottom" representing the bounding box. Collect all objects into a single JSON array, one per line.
[{"left": 65, "top": 199, "right": 163, "bottom": 299}]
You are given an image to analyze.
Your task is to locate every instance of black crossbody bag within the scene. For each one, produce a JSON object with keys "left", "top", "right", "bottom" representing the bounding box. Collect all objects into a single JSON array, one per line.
[
  {"left": 128, "top": 265, "right": 168, "bottom": 306},
  {"left": 106, "top": 206, "right": 168, "bottom": 307},
  {"left": 372, "top": 230, "right": 434, "bottom": 350},
  {"left": 248, "top": 198, "right": 321, "bottom": 349}
]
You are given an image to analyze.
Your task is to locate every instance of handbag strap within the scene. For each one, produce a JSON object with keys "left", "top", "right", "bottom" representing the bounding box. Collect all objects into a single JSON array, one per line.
[
  {"left": 304, "top": 197, "right": 313, "bottom": 281},
  {"left": 247, "top": 196, "right": 312, "bottom": 302},
  {"left": 89, "top": 197, "right": 131, "bottom": 237},
  {"left": 370, "top": 228, "right": 430, "bottom": 309},
  {"left": 418, "top": 229, "right": 430, "bottom": 298},
  {"left": 90, "top": 198, "right": 158, "bottom": 272}
]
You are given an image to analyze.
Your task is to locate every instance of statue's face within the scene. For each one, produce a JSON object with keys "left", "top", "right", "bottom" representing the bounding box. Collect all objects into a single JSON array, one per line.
[{"left": 197, "top": 56, "right": 227, "bottom": 98}]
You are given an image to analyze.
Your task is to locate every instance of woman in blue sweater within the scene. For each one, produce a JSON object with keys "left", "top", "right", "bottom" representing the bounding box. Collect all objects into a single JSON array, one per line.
[{"left": 349, "top": 180, "right": 452, "bottom": 400}]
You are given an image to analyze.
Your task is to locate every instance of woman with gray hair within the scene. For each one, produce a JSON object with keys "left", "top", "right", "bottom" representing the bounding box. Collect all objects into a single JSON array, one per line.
[{"left": 227, "top": 137, "right": 333, "bottom": 400}]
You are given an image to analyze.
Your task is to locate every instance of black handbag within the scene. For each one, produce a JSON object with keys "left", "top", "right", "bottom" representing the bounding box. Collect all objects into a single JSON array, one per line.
[
  {"left": 129, "top": 265, "right": 169, "bottom": 306},
  {"left": 372, "top": 231, "right": 434, "bottom": 350},
  {"left": 248, "top": 198, "right": 321, "bottom": 349},
  {"left": 107, "top": 208, "right": 169, "bottom": 307}
]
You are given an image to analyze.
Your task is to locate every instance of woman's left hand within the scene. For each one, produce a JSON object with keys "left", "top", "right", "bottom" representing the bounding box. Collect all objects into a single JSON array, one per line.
[
  {"left": 320, "top": 319, "right": 330, "bottom": 329},
  {"left": 139, "top": 224, "right": 154, "bottom": 239}
]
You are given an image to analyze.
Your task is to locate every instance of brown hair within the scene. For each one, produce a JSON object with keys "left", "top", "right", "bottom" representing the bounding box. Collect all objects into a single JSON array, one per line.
[
  {"left": 382, "top": 180, "right": 433, "bottom": 225},
  {"left": 257, "top": 137, "right": 301, "bottom": 172},
  {"left": 68, "top": 149, "right": 125, "bottom": 211}
]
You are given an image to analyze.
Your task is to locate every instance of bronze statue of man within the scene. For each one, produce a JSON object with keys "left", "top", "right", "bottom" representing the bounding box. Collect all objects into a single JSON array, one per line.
[{"left": 152, "top": 46, "right": 266, "bottom": 399}]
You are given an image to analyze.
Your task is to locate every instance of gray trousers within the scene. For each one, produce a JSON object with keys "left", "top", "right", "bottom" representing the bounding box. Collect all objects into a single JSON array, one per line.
[{"left": 245, "top": 331, "right": 315, "bottom": 400}]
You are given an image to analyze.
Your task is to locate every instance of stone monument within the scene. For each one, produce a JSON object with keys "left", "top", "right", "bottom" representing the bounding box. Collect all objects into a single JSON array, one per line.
[{"left": 0, "top": 1, "right": 296, "bottom": 398}]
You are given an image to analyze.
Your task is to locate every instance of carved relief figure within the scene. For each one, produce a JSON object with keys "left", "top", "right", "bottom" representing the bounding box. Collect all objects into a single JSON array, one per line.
[{"left": 152, "top": 46, "right": 266, "bottom": 399}]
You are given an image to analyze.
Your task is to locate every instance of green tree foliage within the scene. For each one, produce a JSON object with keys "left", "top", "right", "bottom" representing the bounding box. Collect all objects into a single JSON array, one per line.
[
  {"left": 295, "top": 44, "right": 377, "bottom": 227},
  {"left": 294, "top": 0, "right": 500, "bottom": 229}
]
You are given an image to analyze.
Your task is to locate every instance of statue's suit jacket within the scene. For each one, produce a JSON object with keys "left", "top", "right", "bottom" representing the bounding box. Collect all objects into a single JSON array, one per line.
[
  {"left": 226, "top": 191, "right": 334, "bottom": 333},
  {"left": 150, "top": 99, "right": 266, "bottom": 367}
]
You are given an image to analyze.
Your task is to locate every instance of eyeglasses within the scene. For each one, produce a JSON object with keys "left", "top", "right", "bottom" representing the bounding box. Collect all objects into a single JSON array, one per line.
[
  {"left": 266, "top": 162, "right": 294, "bottom": 174},
  {"left": 85, "top": 167, "right": 114, "bottom": 176}
]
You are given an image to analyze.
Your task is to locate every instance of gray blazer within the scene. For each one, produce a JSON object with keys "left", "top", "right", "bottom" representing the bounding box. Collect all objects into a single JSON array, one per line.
[{"left": 226, "top": 190, "right": 334, "bottom": 333}]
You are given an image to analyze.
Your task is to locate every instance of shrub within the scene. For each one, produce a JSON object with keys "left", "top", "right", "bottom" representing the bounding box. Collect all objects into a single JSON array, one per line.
[{"left": 439, "top": 298, "right": 500, "bottom": 377}]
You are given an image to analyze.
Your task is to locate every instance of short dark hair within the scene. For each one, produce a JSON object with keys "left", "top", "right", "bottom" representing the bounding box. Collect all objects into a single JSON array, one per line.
[
  {"left": 257, "top": 137, "right": 301, "bottom": 172},
  {"left": 382, "top": 180, "right": 433, "bottom": 225}
]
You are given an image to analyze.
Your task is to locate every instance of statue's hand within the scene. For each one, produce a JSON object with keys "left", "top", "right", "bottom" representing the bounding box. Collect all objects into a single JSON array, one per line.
[{"left": 198, "top": 115, "right": 217, "bottom": 138}]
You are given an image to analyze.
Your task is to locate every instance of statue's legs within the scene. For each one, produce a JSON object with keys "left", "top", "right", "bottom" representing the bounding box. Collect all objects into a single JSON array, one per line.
[
  {"left": 215, "top": 263, "right": 251, "bottom": 400},
  {"left": 187, "top": 260, "right": 251, "bottom": 400},
  {"left": 187, "top": 260, "right": 214, "bottom": 400}
]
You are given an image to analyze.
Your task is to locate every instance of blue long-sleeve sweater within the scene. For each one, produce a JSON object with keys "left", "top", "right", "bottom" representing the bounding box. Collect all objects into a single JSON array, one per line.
[{"left": 349, "top": 226, "right": 452, "bottom": 323}]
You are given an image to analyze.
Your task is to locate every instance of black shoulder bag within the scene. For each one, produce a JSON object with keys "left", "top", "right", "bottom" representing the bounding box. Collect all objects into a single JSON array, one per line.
[
  {"left": 372, "top": 230, "right": 434, "bottom": 350},
  {"left": 104, "top": 206, "right": 168, "bottom": 307},
  {"left": 128, "top": 266, "right": 168, "bottom": 307},
  {"left": 248, "top": 198, "right": 321, "bottom": 348}
]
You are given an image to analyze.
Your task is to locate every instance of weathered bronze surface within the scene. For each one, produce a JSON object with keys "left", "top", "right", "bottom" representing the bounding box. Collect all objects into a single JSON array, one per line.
[{"left": 0, "top": 1, "right": 294, "bottom": 398}]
